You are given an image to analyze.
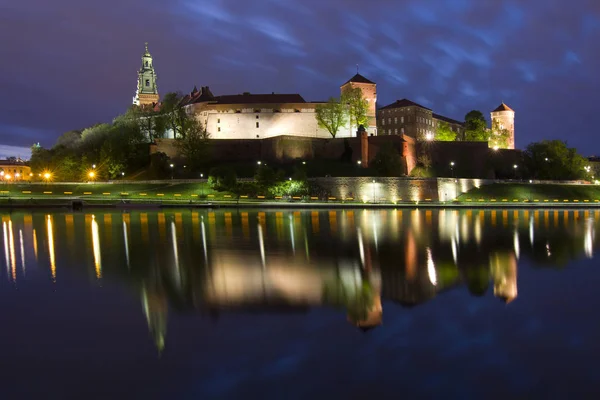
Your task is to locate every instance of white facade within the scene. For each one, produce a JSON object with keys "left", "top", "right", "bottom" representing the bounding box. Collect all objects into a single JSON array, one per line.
[{"left": 181, "top": 105, "right": 357, "bottom": 140}]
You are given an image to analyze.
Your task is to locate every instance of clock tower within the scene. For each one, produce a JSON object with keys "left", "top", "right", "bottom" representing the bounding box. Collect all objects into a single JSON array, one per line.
[{"left": 133, "top": 43, "right": 159, "bottom": 106}]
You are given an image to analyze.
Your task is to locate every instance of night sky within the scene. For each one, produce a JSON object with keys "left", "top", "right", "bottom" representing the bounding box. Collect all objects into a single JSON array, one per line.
[{"left": 2, "top": 0, "right": 599, "bottom": 158}]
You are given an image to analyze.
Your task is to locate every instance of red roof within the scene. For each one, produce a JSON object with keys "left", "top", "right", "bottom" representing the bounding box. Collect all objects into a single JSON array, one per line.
[{"left": 492, "top": 103, "right": 514, "bottom": 112}]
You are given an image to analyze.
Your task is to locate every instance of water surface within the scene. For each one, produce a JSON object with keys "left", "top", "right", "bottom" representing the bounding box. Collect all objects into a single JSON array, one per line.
[{"left": 1, "top": 208, "right": 599, "bottom": 399}]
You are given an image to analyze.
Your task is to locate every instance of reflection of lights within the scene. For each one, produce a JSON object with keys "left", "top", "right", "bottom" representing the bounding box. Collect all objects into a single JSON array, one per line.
[
  {"left": 427, "top": 247, "right": 437, "bottom": 286},
  {"left": 33, "top": 229, "right": 38, "bottom": 261},
  {"left": 3, "top": 222, "right": 10, "bottom": 278},
  {"left": 123, "top": 220, "right": 130, "bottom": 267},
  {"left": 47, "top": 216, "right": 56, "bottom": 281},
  {"left": 585, "top": 218, "right": 594, "bottom": 259},
  {"left": 201, "top": 219, "right": 208, "bottom": 265},
  {"left": 91, "top": 216, "right": 101, "bottom": 279},
  {"left": 19, "top": 229, "right": 25, "bottom": 275},
  {"left": 357, "top": 228, "right": 365, "bottom": 267},
  {"left": 529, "top": 216, "right": 534, "bottom": 246},
  {"left": 451, "top": 237, "right": 457, "bottom": 264},
  {"left": 171, "top": 221, "right": 181, "bottom": 288},
  {"left": 474, "top": 215, "right": 482, "bottom": 246},
  {"left": 289, "top": 215, "right": 295, "bottom": 255},
  {"left": 258, "top": 223, "right": 266, "bottom": 269},
  {"left": 9, "top": 221, "right": 15, "bottom": 281},
  {"left": 513, "top": 230, "right": 520, "bottom": 260},
  {"left": 546, "top": 242, "right": 551, "bottom": 257}
]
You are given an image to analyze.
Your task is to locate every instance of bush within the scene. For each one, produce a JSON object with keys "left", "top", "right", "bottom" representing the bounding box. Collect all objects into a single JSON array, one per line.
[{"left": 208, "top": 166, "right": 237, "bottom": 190}]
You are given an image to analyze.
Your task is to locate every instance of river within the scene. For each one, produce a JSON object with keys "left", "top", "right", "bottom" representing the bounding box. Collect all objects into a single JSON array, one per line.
[{"left": 0, "top": 208, "right": 599, "bottom": 398}]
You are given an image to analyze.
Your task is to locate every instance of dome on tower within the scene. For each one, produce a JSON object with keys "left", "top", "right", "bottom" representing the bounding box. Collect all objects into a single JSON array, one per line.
[{"left": 492, "top": 102, "right": 514, "bottom": 112}]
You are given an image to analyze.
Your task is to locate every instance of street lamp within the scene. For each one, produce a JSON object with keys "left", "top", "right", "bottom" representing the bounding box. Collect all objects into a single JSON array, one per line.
[
  {"left": 170, "top": 163, "right": 174, "bottom": 180},
  {"left": 372, "top": 179, "right": 376, "bottom": 203},
  {"left": 88, "top": 171, "right": 96, "bottom": 181},
  {"left": 357, "top": 160, "right": 362, "bottom": 165},
  {"left": 450, "top": 161, "right": 455, "bottom": 178},
  {"left": 513, "top": 164, "right": 518, "bottom": 180},
  {"left": 257, "top": 161, "right": 262, "bottom": 165},
  {"left": 92, "top": 164, "right": 96, "bottom": 169}
]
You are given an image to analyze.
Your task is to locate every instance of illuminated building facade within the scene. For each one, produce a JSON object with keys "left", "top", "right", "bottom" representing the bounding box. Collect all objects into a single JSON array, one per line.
[
  {"left": 490, "top": 102, "right": 516, "bottom": 149},
  {"left": 0, "top": 159, "right": 32, "bottom": 181},
  {"left": 377, "top": 99, "right": 464, "bottom": 140}
]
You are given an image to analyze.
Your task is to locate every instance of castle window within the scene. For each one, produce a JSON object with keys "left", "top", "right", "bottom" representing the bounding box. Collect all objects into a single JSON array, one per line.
[
  {"left": 294, "top": 109, "right": 300, "bottom": 113},
  {"left": 217, "top": 119, "right": 220, "bottom": 123},
  {"left": 394, "top": 128, "right": 398, "bottom": 134},
  {"left": 235, "top": 110, "right": 241, "bottom": 113},
  {"left": 145, "top": 61, "right": 148, "bottom": 67},
  {"left": 394, "top": 117, "right": 397, "bottom": 123},
  {"left": 382, "top": 120, "right": 385, "bottom": 126},
  {"left": 254, "top": 109, "right": 261, "bottom": 113},
  {"left": 256, "top": 115, "right": 259, "bottom": 119},
  {"left": 388, "top": 118, "right": 391, "bottom": 124},
  {"left": 256, "top": 122, "right": 260, "bottom": 128},
  {"left": 274, "top": 109, "right": 281, "bottom": 113},
  {"left": 218, "top": 127, "right": 221, "bottom": 132},
  {"left": 401, "top": 127, "right": 405, "bottom": 134},
  {"left": 145, "top": 79, "right": 150, "bottom": 87},
  {"left": 401, "top": 116, "right": 404, "bottom": 123}
]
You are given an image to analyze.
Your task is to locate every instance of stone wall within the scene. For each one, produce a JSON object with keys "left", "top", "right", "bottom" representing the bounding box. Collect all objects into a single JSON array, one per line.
[{"left": 310, "top": 177, "right": 491, "bottom": 202}]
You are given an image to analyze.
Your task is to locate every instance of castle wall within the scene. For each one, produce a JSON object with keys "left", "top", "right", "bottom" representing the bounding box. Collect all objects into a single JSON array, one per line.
[
  {"left": 186, "top": 103, "right": 356, "bottom": 140},
  {"left": 310, "top": 177, "right": 489, "bottom": 202}
]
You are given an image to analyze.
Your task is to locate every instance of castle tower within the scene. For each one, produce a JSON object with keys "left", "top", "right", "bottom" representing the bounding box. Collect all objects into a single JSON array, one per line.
[
  {"left": 490, "top": 102, "right": 515, "bottom": 149},
  {"left": 133, "top": 43, "right": 159, "bottom": 106},
  {"left": 341, "top": 73, "right": 377, "bottom": 136}
]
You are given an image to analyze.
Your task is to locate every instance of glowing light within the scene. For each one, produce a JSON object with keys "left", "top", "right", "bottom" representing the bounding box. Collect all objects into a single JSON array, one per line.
[
  {"left": 43, "top": 172, "right": 52, "bottom": 181},
  {"left": 425, "top": 132, "right": 434, "bottom": 141},
  {"left": 5, "top": 174, "right": 11, "bottom": 180},
  {"left": 33, "top": 229, "right": 38, "bottom": 260},
  {"left": 91, "top": 215, "right": 102, "bottom": 279},
  {"left": 15, "top": 173, "right": 20, "bottom": 178},
  {"left": 201, "top": 218, "right": 208, "bottom": 265},
  {"left": 88, "top": 171, "right": 95, "bottom": 179},
  {"left": 171, "top": 221, "right": 181, "bottom": 287},
  {"left": 47, "top": 216, "right": 56, "bottom": 281},
  {"left": 357, "top": 160, "right": 362, "bottom": 165},
  {"left": 289, "top": 215, "right": 295, "bottom": 255},
  {"left": 427, "top": 247, "right": 437, "bottom": 286},
  {"left": 585, "top": 218, "right": 594, "bottom": 258},
  {"left": 529, "top": 216, "right": 534, "bottom": 246},
  {"left": 493, "top": 146, "right": 499, "bottom": 151},
  {"left": 357, "top": 228, "right": 365, "bottom": 267}
]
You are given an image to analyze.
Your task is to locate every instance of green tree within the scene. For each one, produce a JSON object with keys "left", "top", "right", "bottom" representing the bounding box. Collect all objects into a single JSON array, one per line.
[
  {"left": 315, "top": 97, "right": 348, "bottom": 138},
  {"left": 489, "top": 120, "right": 512, "bottom": 149},
  {"left": 435, "top": 121, "right": 457, "bottom": 141},
  {"left": 55, "top": 130, "right": 82, "bottom": 149},
  {"left": 175, "top": 119, "right": 210, "bottom": 171},
  {"left": 464, "top": 110, "right": 489, "bottom": 141},
  {"left": 341, "top": 87, "right": 368, "bottom": 133},
  {"left": 523, "top": 140, "right": 588, "bottom": 180},
  {"left": 372, "top": 144, "right": 404, "bottom": 176}
]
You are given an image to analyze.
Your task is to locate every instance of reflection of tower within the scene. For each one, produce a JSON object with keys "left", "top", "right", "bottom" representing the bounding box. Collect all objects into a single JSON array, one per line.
[
  {"left": 490, "top": 251, "right": 518, "bottom": 303},
  {"left": 348, "top": 236, "right": 382, "bottom": 331},
  {"left": 490, "top": 102, "right": 515, "bottom": 149},
  {"left": 133, "top": 43, "right": 159, "bottom": 106},
  {"left": 141, "top": 286, "right": 168, "bottom": 354}
]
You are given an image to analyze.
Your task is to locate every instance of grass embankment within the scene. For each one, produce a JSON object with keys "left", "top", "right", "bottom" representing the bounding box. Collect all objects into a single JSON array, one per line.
[
  {"left": 0, "top": 182, "right": 228, "bottom": 202},
  {"left": 456, "top": 183, "right": 600, "bottom": 204}
]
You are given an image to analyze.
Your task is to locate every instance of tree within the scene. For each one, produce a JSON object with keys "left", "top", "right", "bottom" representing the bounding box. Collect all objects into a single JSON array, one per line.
[
  {"left": 55, "top": 130, "right": 82, "bottom": 149},
  {"left": 523, "top": 140, "right": 588, "bottom": 180},
  {"left": 175, "top": 119, "right": 210, "bottom": 171},
  {"left": 464, "top": 110, "right": 489, "bottom": 142},
  {"left": 372, "top": 144, "right": 404, "bottom": 176},
  {"left": 341, "top": 87, "right": 369, "bottom": 132},
  {"left": 489, "top": 120, "right": 511, "bottom": 149},
  {"left": 315, "top": 97, "right": 347, "bottom": 138},
  {"left": 435, "top": 121, "right": 457, "bottom": 141}
]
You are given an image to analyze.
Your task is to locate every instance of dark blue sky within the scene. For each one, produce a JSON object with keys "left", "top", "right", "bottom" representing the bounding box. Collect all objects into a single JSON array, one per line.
[{"left": 1, "top": 0, "right": 599, "bottom": 157}]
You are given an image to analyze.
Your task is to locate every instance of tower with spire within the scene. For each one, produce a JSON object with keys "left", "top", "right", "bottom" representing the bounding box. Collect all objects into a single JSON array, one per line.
[{"left": 133, "top": 43, "right": 159, "bottom": 106}]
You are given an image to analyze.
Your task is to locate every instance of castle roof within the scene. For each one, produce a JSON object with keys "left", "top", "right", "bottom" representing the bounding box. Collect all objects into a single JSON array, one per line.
[
  {"left": 492, "top": 102, "right": 514, "bottom": 112},
  {"left": 343, "top": 73, "right": 375, "bottom": 85},
  {"left": 212, "top": 93, "right": 306, "bottom": 105},
  {"left": 432, "top": 113, "right": 464, "bottom": 126},
  {"left": 379, "top": 99, "right": 431, "bottom": 111}
]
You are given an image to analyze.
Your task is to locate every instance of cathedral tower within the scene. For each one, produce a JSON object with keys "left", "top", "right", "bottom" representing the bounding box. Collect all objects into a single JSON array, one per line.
[
  {"left": 341, "top": 73, "right": 377, "bottom": 136},
  {"left": 133, "top": 43, "right": 159, "bottom": 106},
  {"left": 490, "top": 102, "right": 515, "bottom": 149}
]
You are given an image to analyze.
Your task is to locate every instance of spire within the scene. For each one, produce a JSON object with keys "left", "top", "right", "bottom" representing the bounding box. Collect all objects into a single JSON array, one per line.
[
  {"left": 144, "top": 42, "right": 150, "bottom": 56},
  {"left": 133, "top": 43, "right": 159, "bottom": 106}
]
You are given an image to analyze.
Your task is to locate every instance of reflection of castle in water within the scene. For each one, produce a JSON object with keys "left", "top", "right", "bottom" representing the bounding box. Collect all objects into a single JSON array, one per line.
[{"left": 1, "top": 208, "right": 599, "bottom": 351}]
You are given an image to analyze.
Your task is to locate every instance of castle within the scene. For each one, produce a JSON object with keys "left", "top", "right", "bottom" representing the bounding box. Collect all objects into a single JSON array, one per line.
[{"left": 134, "top": 44, "right": 515, "bottom": 149}]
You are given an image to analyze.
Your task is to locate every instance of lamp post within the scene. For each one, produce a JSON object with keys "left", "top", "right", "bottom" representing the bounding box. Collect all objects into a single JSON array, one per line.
[
  {"left": 170, "top": 163, "right": 174, "bottom": 180},
  {"left": 513, "top": 164, "right": 518, "bottom": 180},
  {"left": 88, "top": 171, "right": 95, "bottom": 182},
  {"left": 450, "top": 161, "right": 455, "bottom": 178},
  {"left": 121, "top": 172, "right": 125, "bottom": 193},
  {"left": 200, "top": 173, "right": 204, "bottom": 199}
]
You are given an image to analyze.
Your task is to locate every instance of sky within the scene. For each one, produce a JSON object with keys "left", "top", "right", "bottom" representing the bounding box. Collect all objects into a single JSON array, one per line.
[{"left": 1, "top": 0, "right": 600, "bottom": 157}]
